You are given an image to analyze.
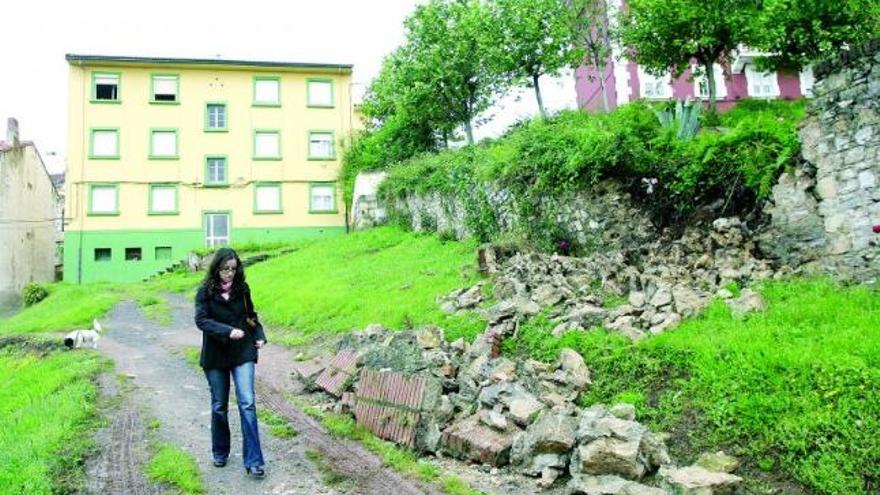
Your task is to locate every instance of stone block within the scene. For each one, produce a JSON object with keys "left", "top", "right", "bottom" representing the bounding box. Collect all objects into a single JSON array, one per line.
[{"left": 441, "top": 413, "right": 520, "bottom": 466}]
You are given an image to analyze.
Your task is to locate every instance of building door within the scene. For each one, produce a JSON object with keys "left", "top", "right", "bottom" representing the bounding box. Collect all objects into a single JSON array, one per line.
[{"left": 204, "top": 212, "right": 230, "bottom": 247}]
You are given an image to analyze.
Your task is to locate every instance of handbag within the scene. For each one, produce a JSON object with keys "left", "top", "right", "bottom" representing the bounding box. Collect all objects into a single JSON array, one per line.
[{"left": 243, "top": 293, "right": 259, "bottom": 331}]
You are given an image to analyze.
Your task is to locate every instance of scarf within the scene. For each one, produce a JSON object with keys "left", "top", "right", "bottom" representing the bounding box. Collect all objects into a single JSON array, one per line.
[{"left": 220, "top": 280, "right": 233, "bottom": 301}]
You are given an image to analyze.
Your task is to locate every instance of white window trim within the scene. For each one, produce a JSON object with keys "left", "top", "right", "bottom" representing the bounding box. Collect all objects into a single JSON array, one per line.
[
  {"left": 255, "top": 184, "right": 282, "bottom": 213},
  {"left": 638, "top": 66, "right": 672, "bottom": 100},
  {"left": 693, "top": 64, "right": 727, "bottom": 99},
  {"left": 745, "top": 64, "right": 780, "bottom": 98}
]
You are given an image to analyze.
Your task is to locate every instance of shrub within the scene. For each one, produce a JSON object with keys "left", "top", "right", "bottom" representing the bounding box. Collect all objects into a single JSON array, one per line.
[
  {"left": 379, "top": 100, "right": 805, "bottom": 246},
  {"left": 22, "top": 283, "right": 49, "bottom": 307}
]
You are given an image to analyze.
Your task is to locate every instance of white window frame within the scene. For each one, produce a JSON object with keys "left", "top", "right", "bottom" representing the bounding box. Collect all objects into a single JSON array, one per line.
[
  {"left": 149, "top": 184, "right": 177, "bottom": 214},
  {"left": 308, "top": 131, "right": 335, "bottom": 160},
  {"left": 253, "top": 131, "right": 281, "bottom": 159},
  {"left": 206, "top": 156, "right": 227, "bottom": 185},
  {"left": 254, "top": 183, "right": 282, "bottom": 213},
  {"left": 206, "top": 103, "right": 227, "bottom": 130},
  {"left": 309, "top": 184, "right": 336, "bottom": 213},
  {"left": 745, "top": 65, "right": 780, "bottom": 98},
  {"left": 93, "top": 72, "right": 120, "bottom": 101},
  {"left": 204, "top": 213, "right": 230, "bottom": 248},
  {"left": 150, "top": 130, "right": 179, "bottom": 159},
  {"left": 307, "top": 79, "right": 334, "bottom": 107},
  {"left": 151, "top": 75, "right": 179, "bottom": 103},
  {"left": 89, "top": 184, "right": 118, "bottom": 215},
  {"left": 253, "top": 77, "right": 281, "bottom": 106},
  {"left": 90, "top": 129, "right": 119, "bottom": 158},
  {"left": 638, "top": 66, "right": 672, "bottom": 100},
  {"left": 694, "top": 64, "right": 728, "bottom": 99},
  {"left": 799, "top": 66, "right": 815, "bottom": 97}
]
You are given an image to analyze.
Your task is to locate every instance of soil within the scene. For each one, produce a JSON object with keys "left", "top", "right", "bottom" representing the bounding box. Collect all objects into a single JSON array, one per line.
[{"left": 85, "top": 294, "right": 438, "bottom": 495}]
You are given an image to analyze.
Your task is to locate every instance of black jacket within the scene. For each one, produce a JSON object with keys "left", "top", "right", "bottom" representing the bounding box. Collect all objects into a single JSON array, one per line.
[{"left": 194, "top": 282, "right": 267, "bottom": 370}]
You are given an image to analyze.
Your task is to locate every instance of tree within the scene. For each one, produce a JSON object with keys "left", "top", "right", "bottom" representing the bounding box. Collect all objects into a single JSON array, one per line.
[
  {"left": 494, "top": 0, "right": 578, "bottom": 118},
  {"left": 567, "top": 0, "right": 614, "bottom": 112},
  {"left": 403, "top": 0, "right": 510, "bottom": 145},
  {"left": 618, "top": 0, "right": 758, "bottom": 113},
  {"left": 751, "top": 0, "right": 880, "bottom": 70}
]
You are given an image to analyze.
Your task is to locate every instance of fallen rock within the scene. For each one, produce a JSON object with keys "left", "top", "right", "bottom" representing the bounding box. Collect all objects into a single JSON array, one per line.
[
  {"left": 571, "top": 438, "right": 646, "bottom": 480},
  {"left": 727, "top": 288, "right": 765, "bottom": 317},
  {"left": 480, "top": 409, "right": 509, "bottom": 431},
  {"left": 648, "top": 288, "right": 673, "bottom": 308},
  {"left": 648, "top": 312, "right": 681, "bottom": 335},
  {"left": 657, "top": 465, "right": 743, "bottom": 495},
  {"left": 609, "top": 403, "right": 636, "bottom": 421},
  {"left": 559, "top": 348, "right": 592, "bottom": 389},
  {"left": 567, "top": 474, "right": 667, "bottom": 495},
  {"left": 695, "top": 451, "right": 740, "bottom": 473},
  {"left": 441, "top": 413, "right": 521, "bottom": 466},
  {"left": 509, "top": 396, "right": 546, "bottom": 427},
  {"left": 416, "top": 325, "right": 445, "bottom": 349},
  {"left": 511, "top": 411, "right": 578, "bottom": 475}
]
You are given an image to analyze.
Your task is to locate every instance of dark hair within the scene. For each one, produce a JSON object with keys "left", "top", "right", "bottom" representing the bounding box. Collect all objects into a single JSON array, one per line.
[{"left": 202, "top": 247, "right": 246, "bottom": 295}]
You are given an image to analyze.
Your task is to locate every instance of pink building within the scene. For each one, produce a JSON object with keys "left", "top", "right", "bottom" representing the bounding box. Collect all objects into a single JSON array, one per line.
[{"left": 575, "top": 3, "right": 815, "bottom": 111}]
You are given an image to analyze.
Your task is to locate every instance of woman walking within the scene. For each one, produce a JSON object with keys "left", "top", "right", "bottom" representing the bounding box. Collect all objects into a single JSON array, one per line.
[{"left": 194, "top": 247, "right": 267, "bottom": 478}]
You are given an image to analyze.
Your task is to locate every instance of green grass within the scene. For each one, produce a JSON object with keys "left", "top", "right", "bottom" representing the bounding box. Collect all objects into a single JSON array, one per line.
[
  {"left": 259, "top": 409, "right": 298, "bottom": 439},
  {"left": 182, "top": 347, "right": 201, "bottom": 369},
  {"left": 0, "top": 283, "right": 121, "bottom": 335},
  {"left": 504, "top": 278, "right": 880, "bottom": 495},
  {"left": 291, "top": 396, "right": 483, "bottom": 495},
  {"left": 305, "top": 449, "right": 353, "bottom": 488},
  {"left": 145, "top": 443, "right": 203, "bottom": 494},
  {"left": 0, "top": 339, "right": 110, "bottom": 495},
  {"left": 248, "top": 226, "right": 487, "bottom": 344},
  {"left": 0, "top": 268, "right": 206, "bottom": 336}
]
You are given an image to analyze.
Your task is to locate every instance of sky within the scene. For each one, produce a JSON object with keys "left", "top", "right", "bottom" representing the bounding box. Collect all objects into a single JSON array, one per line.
[{"left": 0, "top": 0, "right": 575, "bottom": 174}]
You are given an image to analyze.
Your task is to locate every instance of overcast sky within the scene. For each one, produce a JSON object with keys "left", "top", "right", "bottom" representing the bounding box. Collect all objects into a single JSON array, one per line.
[
  {"left": 0, "top": 0, "right": 422, "bottom": 172},
  {"left": 1, "top": 0, "right": 576, "bottom": 174}
]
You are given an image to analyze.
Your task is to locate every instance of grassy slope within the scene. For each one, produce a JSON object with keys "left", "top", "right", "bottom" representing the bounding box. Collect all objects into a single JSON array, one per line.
[
  {"left": 505, "top": 278, "right": 880, "bottom": 494},
  {"left": 247, "top": 226, "right": 487, "bottom": 344},
  {"left": 0, "top": 341, "right": 109, "bottom": 495},
  {"left": 0, "top": 271, "right": 203, "bottom": 335}
]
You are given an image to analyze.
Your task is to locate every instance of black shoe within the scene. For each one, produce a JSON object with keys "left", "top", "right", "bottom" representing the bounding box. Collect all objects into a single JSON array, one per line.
[
  {"left": 213, "top": 458, "right": 227, "bottom": 467},
  {"left": 245, "top": 466, "right": 265, "bottom": 478}
]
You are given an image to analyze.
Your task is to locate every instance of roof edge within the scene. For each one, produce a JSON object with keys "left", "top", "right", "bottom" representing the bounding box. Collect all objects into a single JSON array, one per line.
[{"left": 65, "top": 54, "right": 353, "bottom": 72}]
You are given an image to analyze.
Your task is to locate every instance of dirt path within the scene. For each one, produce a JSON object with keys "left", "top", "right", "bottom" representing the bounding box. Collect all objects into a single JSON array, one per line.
[{"left": 87, "top": 295, "right": 438, "bottom": 495}]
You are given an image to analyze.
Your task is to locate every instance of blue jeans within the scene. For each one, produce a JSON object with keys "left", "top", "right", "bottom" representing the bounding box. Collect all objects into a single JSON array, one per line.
[{"left": 204, "top": 361, "right": 265, "bottom": 468}]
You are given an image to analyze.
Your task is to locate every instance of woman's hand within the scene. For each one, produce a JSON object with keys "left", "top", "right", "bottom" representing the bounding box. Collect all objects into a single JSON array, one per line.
[
  {"left": 230, "top": 329, "right": 245, "bottom": 340},
  {"left": 255, "top": 340, "right": 265, "bottom": 349}
]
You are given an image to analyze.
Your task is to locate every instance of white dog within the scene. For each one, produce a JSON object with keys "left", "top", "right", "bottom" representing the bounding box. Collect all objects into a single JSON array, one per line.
[{"left": 64, "top": 319, "right": 103, "bottom": 349}]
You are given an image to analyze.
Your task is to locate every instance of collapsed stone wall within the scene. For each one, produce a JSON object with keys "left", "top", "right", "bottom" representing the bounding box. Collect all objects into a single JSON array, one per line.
[
  {"left": 396, "top": 180, "right": 656, "bottom": 253},
  {"left": 760, "top": 43, "right": 880, "bottom": 282}
]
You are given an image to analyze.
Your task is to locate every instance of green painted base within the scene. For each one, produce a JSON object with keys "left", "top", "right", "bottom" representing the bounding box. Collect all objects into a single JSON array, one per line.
[{"left": 63, "top": 226, "right": 346, "bottom": 284}]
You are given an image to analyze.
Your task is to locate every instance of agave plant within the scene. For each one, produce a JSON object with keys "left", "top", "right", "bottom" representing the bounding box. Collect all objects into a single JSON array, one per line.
[{"left": 655, "top": 99, "right": 701, "bottom": 139}]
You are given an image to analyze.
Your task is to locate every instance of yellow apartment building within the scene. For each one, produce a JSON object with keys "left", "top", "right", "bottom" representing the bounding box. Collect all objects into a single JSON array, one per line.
[{"left": 64, "top": 54, "right": 355, "bottom": 283}]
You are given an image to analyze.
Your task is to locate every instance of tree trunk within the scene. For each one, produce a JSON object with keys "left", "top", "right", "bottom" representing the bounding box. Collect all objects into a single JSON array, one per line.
[
  {"left": 597, "top": 62, "right": 610, "bottom": 112},
  {"left": 464, "top": 120, "right": 474, "bottom": 145},
  {"left": 705, "top": 62, "right": 717, "bottom": 114},
  {"left": 533, "top": 73, "right": 546, "bottom": 119}
]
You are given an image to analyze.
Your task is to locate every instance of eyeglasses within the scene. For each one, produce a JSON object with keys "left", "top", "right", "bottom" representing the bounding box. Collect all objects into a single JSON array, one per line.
[{"left": 219, "top": 267, "right": 238, "bottom": 273}]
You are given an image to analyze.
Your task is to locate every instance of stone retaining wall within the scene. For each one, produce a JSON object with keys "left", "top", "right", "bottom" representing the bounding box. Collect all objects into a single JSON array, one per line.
[{"left": 760, "top": 44, "right": 880, "bottom": 282}]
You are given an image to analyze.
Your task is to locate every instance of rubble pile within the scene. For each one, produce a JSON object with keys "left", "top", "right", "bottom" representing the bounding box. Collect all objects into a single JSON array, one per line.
[
  {"left": 285, "top": 217, "right": 776, "bottom": 493},
  {"left": 293, "top": 322, "right": 743, "bottom": 494},
  {"left": 441, "top": 217, "right": 776, "bottom": 342}
]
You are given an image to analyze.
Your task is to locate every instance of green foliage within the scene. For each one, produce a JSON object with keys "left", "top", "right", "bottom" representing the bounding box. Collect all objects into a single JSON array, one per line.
[
  {"left": 493, "top": 0, "right": 578, "bottom": 117},
  {"left": 568, "top": 0, "right": 614, "bottom": 111},
  {"left": 247, "top": 226, "right": 486, "bottom": 345},
  {"left": 750, "top": 0, "right": 880, "bottom": 70},
  {"left": 0, "top": 342, "right": 109, "bottom": 495},
  {"left": 382, "top": 101, "right": 803, "bottom": 236},
  {"left": 0, "top": 283, "right": 121, "bottom": 335},
  {"left": 295, "top": 400, "right": 484, "bottom": 495},
  {"left": 259, "top": 409, "right": 298, "bottom": 439},
  {"left": 655, "top": 100, "right": 701, "bottom": 140},
  {"left": 505, "top": 279, "right": 880, "bottom": 494},
  {"left": 146, "top": 443, "right": 204, "bottom": 494},
  {"left": 617, "top": 0, "right": 757, "bottom": 111},
  {"left": 22, "top": 283, "right": 49, "bottom": 307}
]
